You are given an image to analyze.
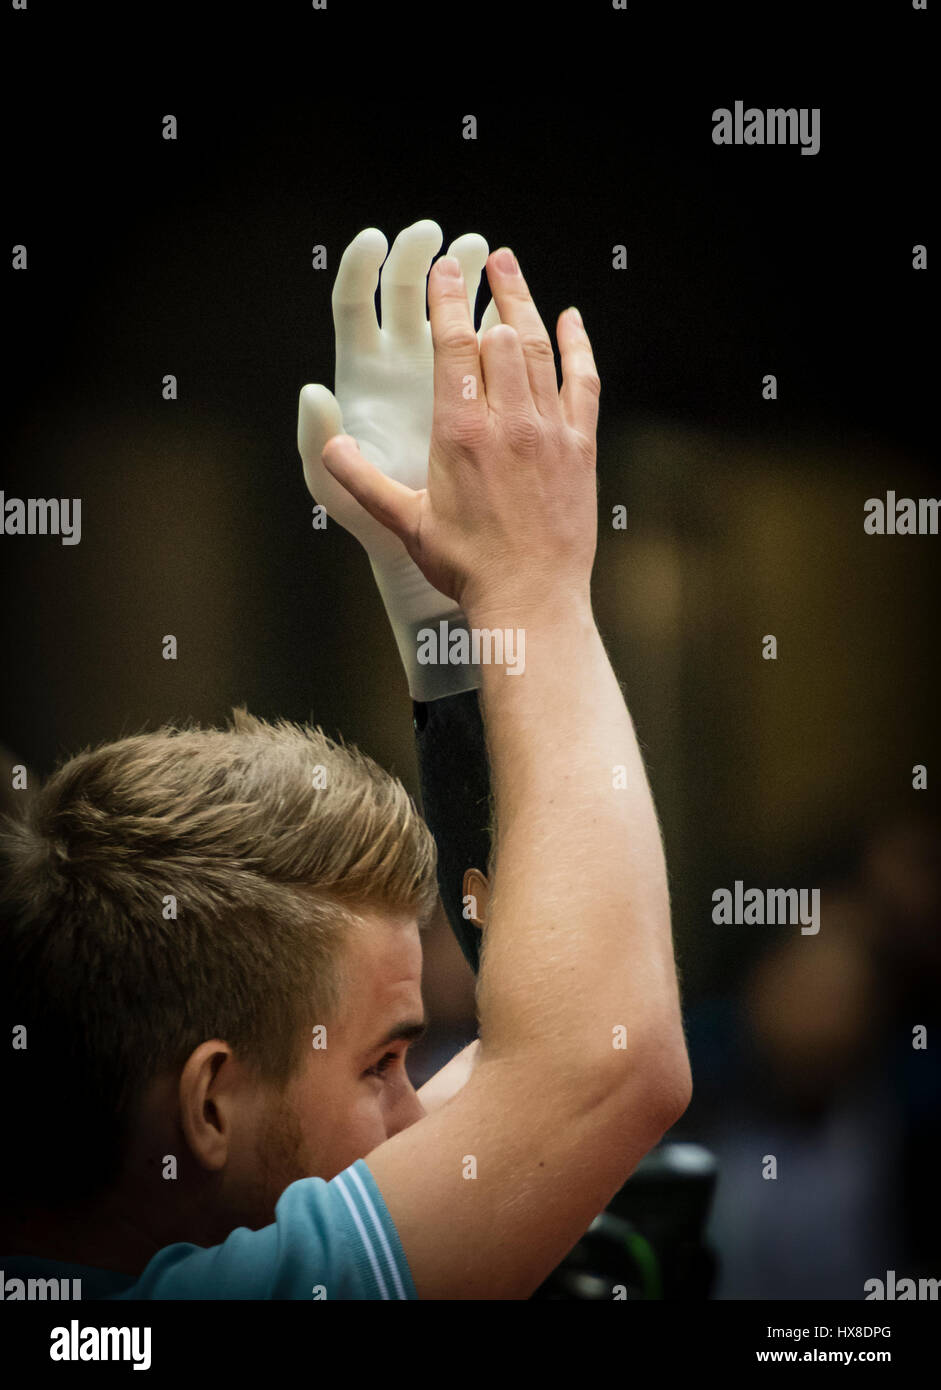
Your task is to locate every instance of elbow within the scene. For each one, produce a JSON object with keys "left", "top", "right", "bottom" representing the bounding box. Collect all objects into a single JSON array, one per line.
[
  {"left": 616, "top": 1036, "right": 693, "bottom": 1145},
  {"left": 652, "top": 1050, "right": 693, "bottom": 1133}
]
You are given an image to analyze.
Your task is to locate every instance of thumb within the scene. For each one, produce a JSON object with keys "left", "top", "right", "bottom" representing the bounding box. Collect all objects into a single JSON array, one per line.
[
  {"left": 298, "top": 383, "right": 343, "bottom": 464},
  {"left": 321, "top": 435, "right": 422, "bottom": 547}
]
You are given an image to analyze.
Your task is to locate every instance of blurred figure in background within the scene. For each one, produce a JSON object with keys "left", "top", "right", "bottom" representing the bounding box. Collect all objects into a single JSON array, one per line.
[{"left": 683, "top": 816, "right": 940, "bottom": 1298}]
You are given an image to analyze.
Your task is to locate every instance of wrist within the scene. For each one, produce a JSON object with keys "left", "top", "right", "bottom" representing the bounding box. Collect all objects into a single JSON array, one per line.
[
  {"left": 462, "top": 581, "right": 595, "bottom": 637},
  {"left": 370, "top": 553, "right": 482, "bottom": 701}
]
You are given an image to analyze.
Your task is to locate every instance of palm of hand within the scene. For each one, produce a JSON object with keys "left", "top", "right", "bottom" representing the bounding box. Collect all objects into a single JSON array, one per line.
[{"left": 335, "top": 339, "right": 434, "bottom": 491}]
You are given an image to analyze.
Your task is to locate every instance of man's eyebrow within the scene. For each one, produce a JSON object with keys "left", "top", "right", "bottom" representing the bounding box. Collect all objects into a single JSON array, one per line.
[{"left": 366, "top": 1019, "right": 428, "bottom": 1053}]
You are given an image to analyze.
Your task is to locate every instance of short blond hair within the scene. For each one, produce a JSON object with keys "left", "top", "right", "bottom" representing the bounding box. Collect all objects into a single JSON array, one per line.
[{"left": 0, "top": 708, "right": 437, "bottom": 1207}]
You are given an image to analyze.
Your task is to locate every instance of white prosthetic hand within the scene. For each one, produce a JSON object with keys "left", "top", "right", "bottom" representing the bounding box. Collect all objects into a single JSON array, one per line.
[{"left": 298, "top": 219, "right": 500, "bottom": 701}]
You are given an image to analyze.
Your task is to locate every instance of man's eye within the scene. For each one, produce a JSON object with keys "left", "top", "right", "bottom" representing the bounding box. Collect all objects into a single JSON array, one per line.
[{"left": 365, "top": 1051, "right": 399, "bottom": 1079}]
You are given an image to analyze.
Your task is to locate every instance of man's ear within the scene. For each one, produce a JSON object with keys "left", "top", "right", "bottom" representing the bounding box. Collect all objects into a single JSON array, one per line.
[
  {"left": 178, "top": 1041, "right": 234, "bottom": 1173},
  {"left": 462, "top": 868, "right": 490, "bottom": 930}
]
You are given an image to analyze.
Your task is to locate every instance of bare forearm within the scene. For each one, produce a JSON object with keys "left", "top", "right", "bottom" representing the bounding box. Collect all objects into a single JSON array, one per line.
[
  {"left": 472, "top": 594, "right": 686, "bottom": 1096},
  {"left": 319, "top": 242, "right": 689, "bottom": 1113}
]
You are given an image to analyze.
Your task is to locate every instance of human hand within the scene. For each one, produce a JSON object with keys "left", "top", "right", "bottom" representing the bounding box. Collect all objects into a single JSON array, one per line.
[{"left": 318, "top": 246, "right": 600, "bottom": 626}]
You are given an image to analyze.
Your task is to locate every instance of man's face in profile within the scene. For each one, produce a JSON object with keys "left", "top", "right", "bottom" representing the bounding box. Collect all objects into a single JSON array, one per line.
[
  {"left": 254, "top": 909, "right": 427, "bottom": 1200},
  {"left": 8, "top": 909, "right": 431, "bottom": 1267}
]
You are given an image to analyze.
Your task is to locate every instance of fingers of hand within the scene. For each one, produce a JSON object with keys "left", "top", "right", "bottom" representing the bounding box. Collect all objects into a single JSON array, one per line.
[
  {"left": 556, "top": 308, "right": 601, "bottom": 444},
  {"left": 478, "top": 325, "right": 533, "bottom": 432},
  {"left": 332, "top": 228, "right": 388, "bottom": 355},
  {"left": 428, "top": 254, "right": 488, "bottom": 434},
  {"left": 485, "top": 248, "right": 560, "bottom": 419},
  {"left": 320, "top": 436, "right": 420, "bottom": 544},
  {"left": 379, "top": 219, "right": 443, "bottom": 347},
  {"left": 446, "top": 232, "right": 490, "bottom": 329}
]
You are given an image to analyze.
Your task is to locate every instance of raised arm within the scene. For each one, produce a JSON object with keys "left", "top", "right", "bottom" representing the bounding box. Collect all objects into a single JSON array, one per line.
[{"left": 317, "top": 244, "right": 691, "bottom": 1299}]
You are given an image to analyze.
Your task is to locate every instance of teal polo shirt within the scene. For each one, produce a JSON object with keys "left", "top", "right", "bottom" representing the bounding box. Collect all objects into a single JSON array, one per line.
[{"left": 1, "top": 1159, "right": 417, "bottom": 1300}]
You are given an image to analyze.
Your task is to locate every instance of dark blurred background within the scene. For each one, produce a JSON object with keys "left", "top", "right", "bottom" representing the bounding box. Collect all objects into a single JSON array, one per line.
[{"left": 3, "top": 6, "right": 937, "bottom": 1298}]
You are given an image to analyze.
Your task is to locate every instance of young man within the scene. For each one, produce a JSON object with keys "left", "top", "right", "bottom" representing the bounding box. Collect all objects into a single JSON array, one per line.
[{"left": 0, "top": 222, "right": 690, "bottom": 1299}]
